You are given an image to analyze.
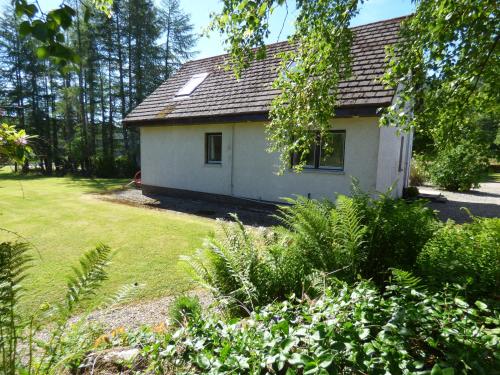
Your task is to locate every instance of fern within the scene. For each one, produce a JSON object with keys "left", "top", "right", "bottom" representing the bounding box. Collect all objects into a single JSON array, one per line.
[
  {"left": 183, "top": 216, "right": 260, "bottom": 314},
  {"left": 0, "top": 242, "right": 32, "bottom": 375},
  {"left": 64, "top": 243, "right": 112, "bottom": 314},
  {"left": 331, "top": 195, "right": 367, "bottom": 279},
  {"left": 37, "top": 244, "right": 113, "bottom": 373},
  {"left": 390, "top": 268, "right": 422, "bottom": 289}
]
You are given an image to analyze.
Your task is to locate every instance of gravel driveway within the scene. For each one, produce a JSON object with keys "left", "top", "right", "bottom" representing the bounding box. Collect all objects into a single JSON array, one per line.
[{"left": 419, "top": 181, "right": 500, "bottom": 223}]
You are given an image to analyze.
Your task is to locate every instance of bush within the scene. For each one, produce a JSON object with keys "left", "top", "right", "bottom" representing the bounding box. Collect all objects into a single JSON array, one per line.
[
  {"left": 184, "top": 216, "right": 308, "bottom": 314},
  {"left": 169, "top": 295, "right": 202, "bottom": 326},
  {"left": 417, "top": 217, "right": 500, "bottom": 299},
  {"left": 352, "top": 187, "right": 439, "bottom": 285},
  {"left": 409, "top": 154, "right": 430, "bottom": 186},
  {"left": 93, "top": 155, "right": 138, "bottom": 178},
  {"left": 185, "top": 195, "right": 368, "bottom": 314},
  {"left": 138, "top": 272, "right": 500, "bottom": 374},
  {"left": 429, "top": 141, "right": 489, "bottom": 191}
]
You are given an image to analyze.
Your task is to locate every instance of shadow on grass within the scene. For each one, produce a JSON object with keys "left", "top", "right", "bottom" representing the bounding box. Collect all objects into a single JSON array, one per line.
[
  {"left": 0, "top": 169, "right": 129, "bottom": 194},
  {"left": 63, "top": 175, "right": 130, "bottom": 194},
  {"left": 0, "top": 170, "right": 49, "bottom": 181}
]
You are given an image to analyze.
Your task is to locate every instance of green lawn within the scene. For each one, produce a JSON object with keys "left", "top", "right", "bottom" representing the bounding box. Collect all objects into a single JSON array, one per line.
[{"left": 0, "top": 169, "right": 215, "bottom": 312}]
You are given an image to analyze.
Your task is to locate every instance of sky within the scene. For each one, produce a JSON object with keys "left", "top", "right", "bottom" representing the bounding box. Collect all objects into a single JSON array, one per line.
[{"left": 2, "top": 0, "right": 414, "bottom": 59}]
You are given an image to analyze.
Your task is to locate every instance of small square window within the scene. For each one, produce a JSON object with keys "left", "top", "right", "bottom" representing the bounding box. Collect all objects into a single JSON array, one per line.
[{"left": 205, "top": 133, "right": 222, "bottom": 164}]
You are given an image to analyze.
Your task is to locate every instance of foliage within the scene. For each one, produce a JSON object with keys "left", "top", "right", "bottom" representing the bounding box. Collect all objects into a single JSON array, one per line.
[
  {"left": 136, "top": 273, "right": 500, "bottom": 374},
  {"left": 13, "top": 0, "right": 112, "bottom": 68},
  {"left": 277, "top": 195, "right": 367, "bottom": 280},
  {"left": 0, "top": 242, "right": 112, "bottom": 374},
  {"left": 351, "top": 186, "right": 439, "bottom": 285},
  {"left": 169, "top": 295, "right": 202, "bottom": 327},
  {"left": 381, "top": 1, "right": 499, "bottom": 149},
  {"left": 0, "top": 123, "right": 32, "bottom": 165},
  {"left": 0, "top": 242, "right": 32, "bottom": 375},
  {"left": 428, "top": 139, "right": 490, "bottom": 191},
  {"left": 417, "top": 217, "right": 500, "bottom": 300},
  {"left": 186, "top": 189, "right": 441, "bottom": 313},
  {"left": 409, "top": 153, "right": 430, "bottom": 186},
  {"left": 185, "top": 195, "right": 368, "bottom": 314}
]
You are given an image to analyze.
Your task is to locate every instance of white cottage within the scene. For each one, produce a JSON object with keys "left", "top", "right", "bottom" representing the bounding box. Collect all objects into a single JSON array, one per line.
[{"left": 124, "top": 16, "right": 412, "bottom": 204}]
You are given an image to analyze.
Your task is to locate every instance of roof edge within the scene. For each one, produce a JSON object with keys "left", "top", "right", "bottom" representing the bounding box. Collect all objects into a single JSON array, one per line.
[{"left": 124, "top": 105, "right": 386, "bottom": 127}]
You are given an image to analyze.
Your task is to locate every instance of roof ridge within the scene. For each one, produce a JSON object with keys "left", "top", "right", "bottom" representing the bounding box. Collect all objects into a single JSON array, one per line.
[
  {"left": 350, "top": 14, "right": 411, "bottom": 30},
  {"left": 184, "top": 14, "right": 410, "bottom": 65}
]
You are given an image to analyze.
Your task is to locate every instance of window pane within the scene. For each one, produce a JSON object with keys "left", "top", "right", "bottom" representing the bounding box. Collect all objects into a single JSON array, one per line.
[
  {"left": 319, "top": 132, "right": 345, "bottom": 169},
  {"left": 206, "top": 133, "right": 222, "bottom": 163},
  {"left": 304, "top": 142, "right": 316, "bottom": 167},
  {"left": 292, "top": 142, "right": 315, "bottom": 167}
]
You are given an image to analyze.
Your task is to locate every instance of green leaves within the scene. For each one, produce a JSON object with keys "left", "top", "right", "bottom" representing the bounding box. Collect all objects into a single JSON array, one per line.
[
  {"left": 0, "top": 123, "right": 34, "bottom": 165},
  {"left": 138, "top": 279, "right": 500, "bottom": 374}
]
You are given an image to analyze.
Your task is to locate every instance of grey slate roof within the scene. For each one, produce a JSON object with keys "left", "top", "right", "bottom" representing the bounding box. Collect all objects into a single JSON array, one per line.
[{"left": 124, "top": 16, "right": 406, "bottom": 125}]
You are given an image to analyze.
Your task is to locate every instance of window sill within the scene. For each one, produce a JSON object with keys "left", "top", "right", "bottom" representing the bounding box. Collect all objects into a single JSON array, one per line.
[
  {"left": 204, "top": 163, "right": 222, "bottom": 168},
  {"left": 289, "top": 168, "right": 345, "bottom": 175}
]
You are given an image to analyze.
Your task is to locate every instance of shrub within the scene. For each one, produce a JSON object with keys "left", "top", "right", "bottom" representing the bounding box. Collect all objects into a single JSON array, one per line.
[
  {"left": 409, "top": 154, "right": 430, "bottom": 186},
  {"left": 185, "top": 195, "right": 368, "bottom": 313},
  {"left": 184, "top": 216, "right": 307, "bottom": 314},
  {"left": 138, "top": 271, "right": 499, "bottom": 374},
  {"left": 169, "top": 295, "right": 202, "bottom": 326},
  {"left": 417, "top": 217, "right": 500, "bottom": 299},
  {"left": 429, "top": 141, "right": 489, "bottom": 191},
  {"left": 351, "top": 187, "right": 439, "bottom": 285}
]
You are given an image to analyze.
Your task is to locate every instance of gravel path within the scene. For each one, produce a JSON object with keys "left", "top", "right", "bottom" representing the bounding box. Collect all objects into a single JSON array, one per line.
[
  {"left": 97, "top": 188, "right": 279, "bottom": 227},
  {"left": 79, "top": 289, "right": 213, "bottom": 331},
  {"left": 419, "top": 181, "right": 500, "bottom": 223}
]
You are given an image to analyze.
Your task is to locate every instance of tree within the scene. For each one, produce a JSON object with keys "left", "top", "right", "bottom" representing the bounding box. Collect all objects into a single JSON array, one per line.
[
  {"left": 1, "top": 0, "right": 197, "bottom": 176},
  {"left": 160, "top": 0, "right": 197, "bottom": 80},
  {"left": 211, "top": 0, "right": 499, "bottom": 173}
]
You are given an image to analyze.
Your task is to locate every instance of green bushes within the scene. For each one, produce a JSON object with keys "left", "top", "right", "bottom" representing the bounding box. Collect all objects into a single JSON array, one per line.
[
  {"left": 417, "top": 217, "right": 500, "bottom": 299},
  {"left": 93, "top": 155, "right": 138, "bottom": 178},
  {"left": 138, "top": 272, "right": 499, "bottom": 374},
  {"left": 429, "top": 141, "right": 489, "bottom": 191},
  {"left": 352, "top": 189, "right": 439, "bottom": 285},
  {"left": 185, "top": 191, "right": 440, "bottom": 312}
]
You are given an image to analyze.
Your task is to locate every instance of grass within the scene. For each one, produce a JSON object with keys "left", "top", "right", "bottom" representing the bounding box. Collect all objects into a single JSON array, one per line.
[
  {"left": 0, "top": 168, "right": 215, "bottom": 312},
  {"left": 484, "top": 172, "right": 500, "bottom": 183}
]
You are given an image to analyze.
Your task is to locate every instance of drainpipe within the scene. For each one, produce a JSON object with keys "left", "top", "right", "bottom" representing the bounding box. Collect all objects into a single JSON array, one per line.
[{"left": 230, "top": 124, "right": 235, "bottom": 196}]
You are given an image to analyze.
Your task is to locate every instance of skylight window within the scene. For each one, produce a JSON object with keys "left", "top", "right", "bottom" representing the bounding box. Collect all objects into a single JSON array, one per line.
[{"left": 175, "top": 72, "right": 209, "bottom": 98}]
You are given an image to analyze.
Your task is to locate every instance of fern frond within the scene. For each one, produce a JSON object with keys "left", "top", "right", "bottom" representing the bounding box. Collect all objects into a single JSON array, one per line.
[
  {"left": 64, "top": 243, "right": 112, "bottom": 314},
  {"left": 390, "top": 268, "right": 422, "bottom": 289},
  {"left": 0, "top": 241, "right": 32, "bottom": 375}
]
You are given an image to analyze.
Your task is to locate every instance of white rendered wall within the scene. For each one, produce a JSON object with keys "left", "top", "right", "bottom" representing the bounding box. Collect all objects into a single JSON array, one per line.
[
  {"left": 375, "top": 125, "right": 409, "bottom": 197},
  {"left": 140, "top": 117, "right": 383, "bottom": 203}
]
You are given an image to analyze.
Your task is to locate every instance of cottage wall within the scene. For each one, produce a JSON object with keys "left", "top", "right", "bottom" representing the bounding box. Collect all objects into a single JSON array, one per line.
[{"left": 140, "top": 117, "right": 406, "bottom": 203}]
